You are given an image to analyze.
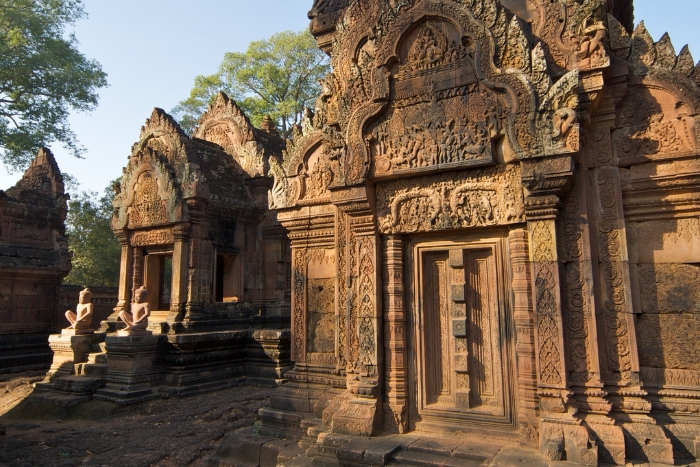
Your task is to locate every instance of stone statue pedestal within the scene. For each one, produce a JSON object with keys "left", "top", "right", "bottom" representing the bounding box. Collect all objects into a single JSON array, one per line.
[
  {"left": 46, "top": 333, "right": 95, "bottom": 380},
  {"left": 93, "top": 334, "right": 161, "bottom": 405},
  {"left": 61, "top": 328, "right": 95, "bottom": 336}
]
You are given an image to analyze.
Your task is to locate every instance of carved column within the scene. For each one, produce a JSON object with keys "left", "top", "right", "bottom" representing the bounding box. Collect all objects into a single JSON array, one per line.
[
  {"left": 331, "top": 188, "right": 383, "bottom": 437},
  {"left": 131, "top": 246, "right": 144, "bottom": 303},
  {"left": 184, "top": 198, "right": 209, "bottom": 320},
  {"left": 383, "top": 235, "right": 408, "bottom": 433},
  {"left": 107, "top": 232, "right": 133, "bottom": 324},
  {"left": 509, "top": 229, "right": 539, "bottom": 448},
  {"left": 167, "top": 223, "right": 190, "bottom": 323}
]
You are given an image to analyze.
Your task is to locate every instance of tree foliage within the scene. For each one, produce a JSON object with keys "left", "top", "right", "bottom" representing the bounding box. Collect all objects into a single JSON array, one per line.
[
  {"left": 0, "top": 0, "right": 107, "bottom": 171},
  {"left": 64, "top": 183, "right": 120, "bottom": 287},
  {"left": 172, "top": 30, "right": 329, "bottom": 137}
]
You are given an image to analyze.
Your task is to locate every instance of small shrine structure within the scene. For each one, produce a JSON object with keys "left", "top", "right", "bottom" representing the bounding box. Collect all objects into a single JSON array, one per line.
[{"left": 0, "top": 148, "right": 71, "bottom": 372}]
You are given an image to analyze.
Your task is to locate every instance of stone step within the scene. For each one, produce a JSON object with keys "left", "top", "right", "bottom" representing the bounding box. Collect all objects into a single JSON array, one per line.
[
  {"left": 392, "top": 450, "right": 485, "bottom": 467},
  {"left": 93, "top": 387, "right": 158, "bottom": 405},
  {"left": 87, "top": 352, "right": 107, "bottom": 364},
  {"left": 49, "top": 375, "right": 105, "bottom": 395},
  {"left": 80, "top": 363, "right": 108, "bottom": 378},
  {"left": 26, "top": 391, "right": 92, "bottom": 407}
]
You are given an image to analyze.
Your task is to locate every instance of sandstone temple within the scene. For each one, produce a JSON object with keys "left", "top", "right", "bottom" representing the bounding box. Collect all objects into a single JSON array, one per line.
[{"left": 3, "top": 0, "right": 700, "bottom": 465}]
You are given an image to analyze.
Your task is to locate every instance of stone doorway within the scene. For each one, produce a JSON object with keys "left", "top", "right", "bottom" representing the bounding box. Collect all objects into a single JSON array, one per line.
[{"left": 408, "top": 236, "right": 516, "bottom": 433}]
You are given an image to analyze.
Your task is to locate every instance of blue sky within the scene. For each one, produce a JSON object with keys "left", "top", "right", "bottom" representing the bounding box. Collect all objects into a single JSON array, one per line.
[{"left": 1, "top": 0, "right": 698, "bottom": 193}]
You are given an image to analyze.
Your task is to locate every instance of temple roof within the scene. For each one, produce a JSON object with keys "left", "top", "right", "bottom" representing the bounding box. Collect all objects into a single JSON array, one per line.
[{"left": 3, "top": 147, "right": 66, "bottom": 209}]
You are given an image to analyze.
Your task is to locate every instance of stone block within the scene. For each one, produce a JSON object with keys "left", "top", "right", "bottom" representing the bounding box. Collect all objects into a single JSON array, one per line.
[{"left": 46, "top": 333, "right": 95, "bottom": 379}]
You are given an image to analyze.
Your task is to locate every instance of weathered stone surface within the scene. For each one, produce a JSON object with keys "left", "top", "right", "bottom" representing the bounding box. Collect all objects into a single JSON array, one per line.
[{"left": 0, "top": 148, "right": 71, "bottom": 373}]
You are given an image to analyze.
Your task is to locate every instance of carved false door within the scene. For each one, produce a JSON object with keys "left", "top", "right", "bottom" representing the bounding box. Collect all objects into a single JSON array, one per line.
[{"left": 411, "top": 240, "right": 514, "bottom": 430}]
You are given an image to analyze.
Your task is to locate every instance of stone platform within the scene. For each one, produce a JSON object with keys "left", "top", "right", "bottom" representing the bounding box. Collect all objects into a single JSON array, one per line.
[
  {"left": 36, "top": 327, "right": 292, "bottom": 405},
  {"left": 209, "top": 427, "right": 577, "bottom": 467}
]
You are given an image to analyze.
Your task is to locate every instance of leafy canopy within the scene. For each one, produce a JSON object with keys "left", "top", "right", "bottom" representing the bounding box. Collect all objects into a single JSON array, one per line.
[
  {"left": 0, "top": 0, "right": 107, "bottom": 171},
  {"left": 172, "top": 30, "right": 329, "bottom": 137},
  {"left": 63, "top": 183, "right": 120, "bottom": 288}
]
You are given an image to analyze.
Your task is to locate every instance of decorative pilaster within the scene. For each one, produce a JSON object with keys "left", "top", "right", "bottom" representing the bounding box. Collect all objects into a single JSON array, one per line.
[
  {"left": 383, "top": 235, "right": 408, "bottom": 433},
  {"left": 509, "top": 229, "right": 539, "bottom": 448},
  {"left": 167, "top": 223, "right": 190, "bottom": 323},
  {"left": 331, "top": 187, "right": 383, "bottom": 437},
  {"left": 522, "top": 156, "right": 598, "bottom": 463},
  {"left": 521, "top": 155, "right": 573, "bottom": 408}
]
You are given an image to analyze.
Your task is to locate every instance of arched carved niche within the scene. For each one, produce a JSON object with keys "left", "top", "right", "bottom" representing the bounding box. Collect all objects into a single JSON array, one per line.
[
  {"left": 332, "top": 0, "right": 541, "bottom": 187},
  {"left": 613, "top": 78, "right": 698, "bottom": 165},
  {"left": 113, "top": 148, "right": 183, "bottom": 230}
]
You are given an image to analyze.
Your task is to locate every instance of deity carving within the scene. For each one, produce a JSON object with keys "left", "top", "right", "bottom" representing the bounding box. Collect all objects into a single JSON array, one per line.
[
  {"left": 127, "top": 171, "right": 167, "bottom": 229},
  {"left": 64, "top": 288, "right": 94, "bottom": 335},
  {"left": 118, "top": 286, "right": 152, "bottom": 335}
]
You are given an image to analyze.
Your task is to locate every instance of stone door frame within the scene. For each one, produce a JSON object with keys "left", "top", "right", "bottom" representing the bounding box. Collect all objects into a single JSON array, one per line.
[{"left": 405, "top": 230, "right": 518, "bottom": 433}]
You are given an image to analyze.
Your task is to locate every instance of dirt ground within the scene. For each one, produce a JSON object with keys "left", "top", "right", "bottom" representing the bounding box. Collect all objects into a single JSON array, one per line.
[{"left": 0, "top": 372, "right": 275, "bottom": 467}]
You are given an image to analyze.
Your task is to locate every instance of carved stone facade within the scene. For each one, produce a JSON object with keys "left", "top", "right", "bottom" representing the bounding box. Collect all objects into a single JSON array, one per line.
[
  {"left": 255, "top": 0, "right": 700, "bottom": 465},
  {"left": 0, "top": 148, "right": 71, "bottom": 372}
]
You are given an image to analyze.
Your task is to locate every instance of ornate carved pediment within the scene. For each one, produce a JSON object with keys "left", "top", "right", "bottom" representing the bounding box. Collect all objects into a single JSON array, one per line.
[
  {"left": 113, "top": 146, "right": 182, "bottom": 230},
  {"left": 134, "top": 108, "right": 189, "bottom": 163},
  {"left": 193, "top": 92, "right": 271, "bottom": 178}
]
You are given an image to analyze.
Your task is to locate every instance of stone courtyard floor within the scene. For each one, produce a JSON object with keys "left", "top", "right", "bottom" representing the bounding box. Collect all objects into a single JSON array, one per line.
[
  {"left": 1, "top": 372, "right": 698, "bottom": 467},
  {"left": 0, "top": 371, "right": 275, "bottom": 467}
]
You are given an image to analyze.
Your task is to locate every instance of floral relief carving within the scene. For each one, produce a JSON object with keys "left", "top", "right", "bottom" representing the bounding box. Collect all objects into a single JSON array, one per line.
[
  {"left": 292, "top": 249, "right": 307, "bottom": 362},
  {"left": 357, "top": 236, "right": 377, "bottom": 374},
  {"left": 531, "top": 220, "right": 563, "bottom": 387}
]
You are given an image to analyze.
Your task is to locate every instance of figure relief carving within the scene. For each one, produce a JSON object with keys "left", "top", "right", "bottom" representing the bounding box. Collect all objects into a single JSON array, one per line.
[
  {"left": 377, "top": 164, "right": 524, "bottom": 234},
  {"left": 530, "top": 0, "right": 609, "bottom": 74},
  {"left": 301, "top": 146, "right": 334, "bottom": 201},
  {"left": 613, "top": 86, "right": 697, "bottom": 163},
  {"left": 128, "top": 171, "right": 167, "bottom": 229},
  {"left": 367, "top": 19, "right": 506, "bottom": 178},
  {"left": 539, "top": 69, "right": 580, "bottom": 154},
  {"left": 571, "top": 2, "right": 609, "bottom": 69}
]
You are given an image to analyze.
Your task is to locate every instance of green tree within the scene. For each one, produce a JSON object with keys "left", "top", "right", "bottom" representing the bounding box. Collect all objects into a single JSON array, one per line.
[
  {"left": 64, "top": 182, "right": 120, "bottom": 287},
  {"left": 172, "top": 30, "right": 329, "bottom": 136},
  {"left": 0, "top": 0, "right": 107, "bottom": 171}
]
